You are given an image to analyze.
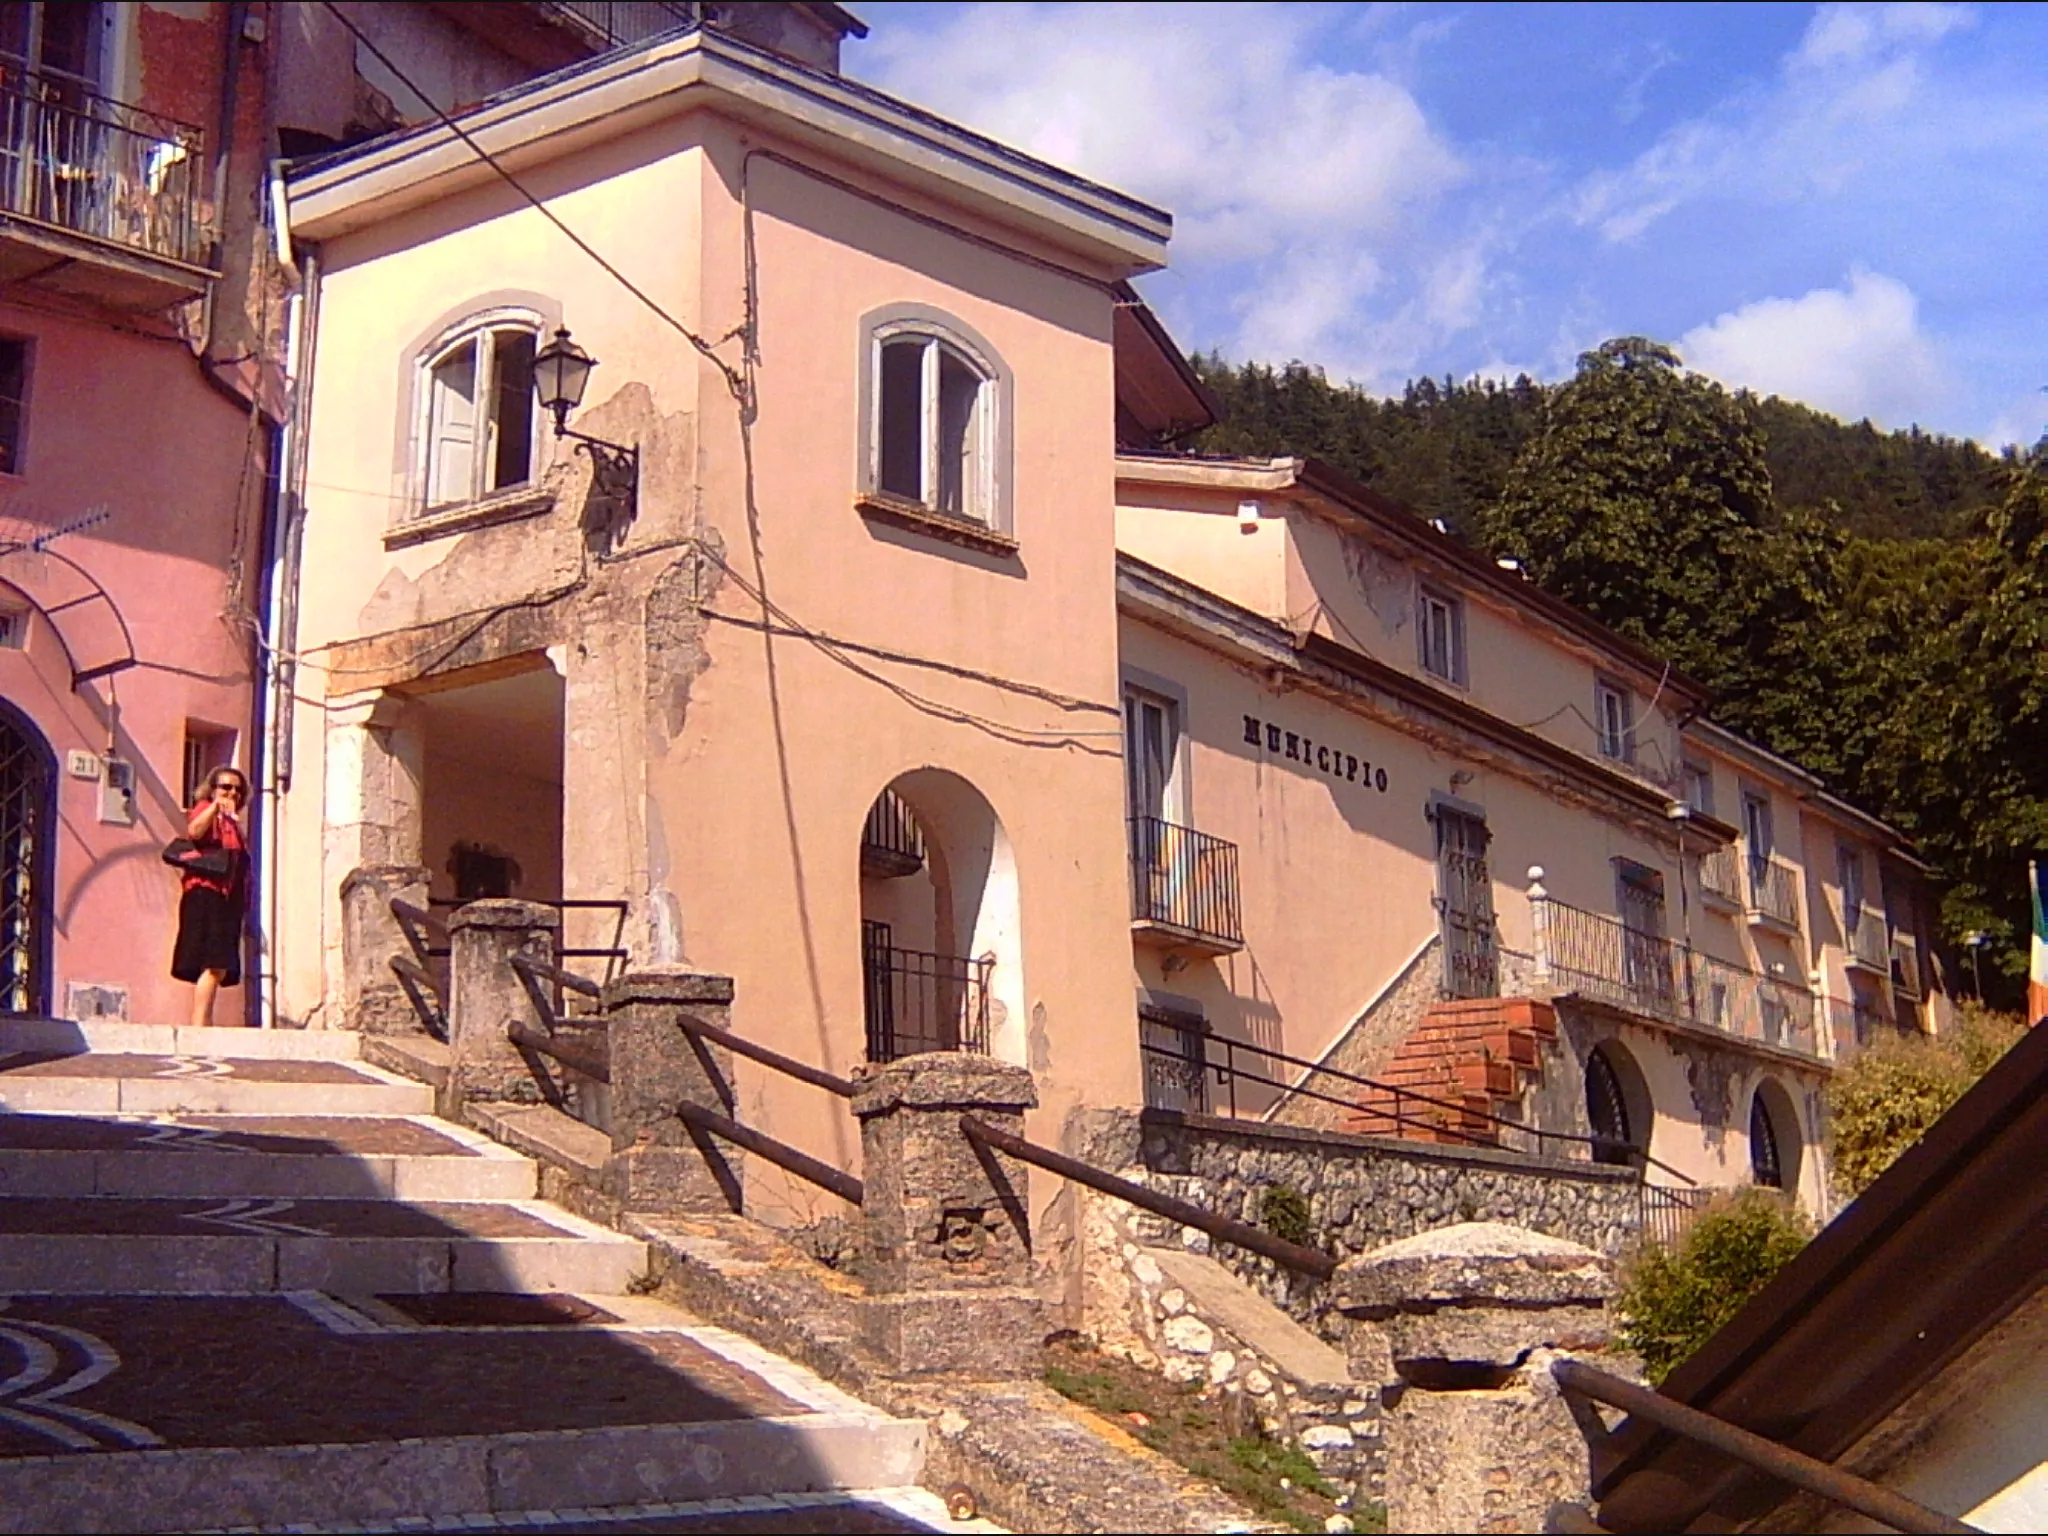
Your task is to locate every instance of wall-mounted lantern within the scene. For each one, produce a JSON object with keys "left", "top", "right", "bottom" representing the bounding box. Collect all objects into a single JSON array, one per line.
[{"left": 533, "top": 326, "right": 639, "bottom": 515}]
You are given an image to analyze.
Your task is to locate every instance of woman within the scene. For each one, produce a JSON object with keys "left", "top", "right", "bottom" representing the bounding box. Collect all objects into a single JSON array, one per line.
[{"left": 171, "top": 766, "right": 250, "bottom": 1028}]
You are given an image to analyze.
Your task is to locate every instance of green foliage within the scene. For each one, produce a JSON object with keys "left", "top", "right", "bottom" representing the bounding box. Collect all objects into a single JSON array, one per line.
[
  {"left": 1260, "top": 1184, "right": 1313, "bottom": 1246},
  {"left": 1826, "top": 1003, "right": 2025, "bottom": 1197},
  {"left": 1228, "top": 1436, "right": 1337, "bottom": 1499},
  {"left": 1619, "top": 1189, "right": 1812, "bottom": 1383},
  {"left": 1187, "top": 341, "right": 2048, "bottom": 1008}
]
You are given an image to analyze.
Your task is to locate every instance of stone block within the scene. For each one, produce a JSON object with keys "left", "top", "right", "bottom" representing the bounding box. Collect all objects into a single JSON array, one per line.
[
  {"left": 448, "top": 899, "right": 559, "bottom": 1106},
  {"left": 858, "top": 1287, "right": 1045, "bottom": 1378},
  {"left": 601, "top": 967, "right": 736, "bottom": 1154},
  {"left": 339, "top": 864, "right": 433, "bottom": 1034},
  {"left": 852, "top": 1052, "right": 1037, "bottom": 1296},
  {"left": 1335, "top": 1221, "right": 1615, "bottom": 1321}
]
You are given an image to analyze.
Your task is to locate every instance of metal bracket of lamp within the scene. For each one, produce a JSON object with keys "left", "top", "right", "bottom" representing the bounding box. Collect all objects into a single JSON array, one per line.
[{"left": 533, "top": 326, "right": 639, "bottom": 514}]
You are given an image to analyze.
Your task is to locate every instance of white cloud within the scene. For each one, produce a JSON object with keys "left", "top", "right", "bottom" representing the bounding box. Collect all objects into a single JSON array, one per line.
[
  {"left": 1571, "top": 3, "right": 1979, "bottom": 242},
  {"left": 859, "top": 2, "right": 1473, "bottom": 383},
  {"left": 1678, "top": 269, "right": 1946, "bottom": 426}
]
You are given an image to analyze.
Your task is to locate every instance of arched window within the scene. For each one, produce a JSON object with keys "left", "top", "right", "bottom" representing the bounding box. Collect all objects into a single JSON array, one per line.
[
  {"left": 1586, "top": 1045, "right": 1634, "bottom": 1167},
  {"left": 860, "top": 307, "right": 1012, "bottom": 534},
  {"left": 416, "top": 316, "right": 541, "bottom": 511},
  {"left": 1750, "top": 1087, "right": 1784, "bottom": 1189}
]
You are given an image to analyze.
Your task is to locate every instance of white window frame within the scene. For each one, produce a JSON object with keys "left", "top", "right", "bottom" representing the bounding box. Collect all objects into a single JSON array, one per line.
[
  {"left": 1837, "top": 842, "right": 1867, "bottom": 930},
  {"left": 1123, "top": 683, "right": 1186, "bottom": 824},
  {"left": 1681, "top": 759, "right": 1715, "bottom": 817},
  {"left": 871, "top": 326, "right": 996, "bottom": 525},
  {"left": 1594, "top": 678, "right": 1635, "bottom": 763},
  {"left": 1417, "top": 583, "right": 1467, "bottom": 686},
  {"left": 413, "top": 311, "right": 543, "bottom": 515}
]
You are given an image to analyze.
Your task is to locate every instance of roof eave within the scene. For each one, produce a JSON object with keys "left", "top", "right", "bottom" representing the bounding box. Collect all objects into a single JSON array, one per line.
[{"left": 287, "top": 29, "right": 1169, "bottom": 277}]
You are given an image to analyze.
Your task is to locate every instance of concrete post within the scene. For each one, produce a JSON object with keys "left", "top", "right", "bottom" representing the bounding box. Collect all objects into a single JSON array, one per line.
[
  {"left": 447, "top": 899, "right": 557, "bottom": 1112},
  {"left": 338, "top": 864, "right": 433, "bottom": 1034},
  {"left": 599, "top": 967, "right": 740, "bottom": 1213},
  {"left": 1528, "top": 866, "right": 1552, "bottom": 983},
  {"left": 1334, "top": 1222, "right": 1618, "bottom": 1535},
  {"left": 851, "top": 1051, "right": 1043, "bottom": 1377}
]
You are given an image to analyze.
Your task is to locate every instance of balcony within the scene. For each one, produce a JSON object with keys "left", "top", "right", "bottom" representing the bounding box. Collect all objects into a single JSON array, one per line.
[
  {"left": 1826, "top": 993, "right": 1891, "bottom": 1056},
  {"left": 1698, "top": 845, "right": 1745, "bottom": 912},
  {"left": 1744, "top": 856, "right": 1803, "bottom": 934},
  {"left": 0, "top": 72, "right": 212, "bottom": 308},
  {"left": 860, "top": 920, "right": 990, "bottom": 1062},
  {"left": 1533, "top": 896, "right": 1823, "bottom": 1059},
  {"left": 1128, "top": 816, "right": 1243, "bottom": 956},
  {"left": 859, "top": 787, "right": 925, "bottom": 879},
  {"left": 1844, "top": 907, "right": 1891, "bottom": 975}
]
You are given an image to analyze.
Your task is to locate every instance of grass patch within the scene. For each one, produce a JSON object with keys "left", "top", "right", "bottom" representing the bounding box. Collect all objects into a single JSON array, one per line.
[{"left": 1043, "top": 1335, "right": 1386, "bottom": 1534}]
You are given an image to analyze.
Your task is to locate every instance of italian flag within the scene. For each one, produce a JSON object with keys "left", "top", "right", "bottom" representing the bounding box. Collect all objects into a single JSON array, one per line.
[{"left": 2034, "top": 860, "right": 2048, "bottom": 1028}]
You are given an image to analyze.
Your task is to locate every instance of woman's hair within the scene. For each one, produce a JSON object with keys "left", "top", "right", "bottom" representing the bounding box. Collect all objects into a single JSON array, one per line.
[{"left": 206, "top": 765, "right": 249, "bottom": 797}]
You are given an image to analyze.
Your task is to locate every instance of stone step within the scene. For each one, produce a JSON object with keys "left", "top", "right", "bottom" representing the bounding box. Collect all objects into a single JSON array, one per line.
[
  {"left": 0, "top": 1294, "right": 928, "bottom": 1534},
  {"left": 0, "top": 1114, "right": 537, "bottom": 1201},
  {"left": 0, "top": 1020, "right": 363, "bottom": 1061},
  {"left": 0, "top": 1196, "right": 645, "bottom": 1294},
  {"left": 0, "top": 1054, "right": 432, "bottom": 1116}
]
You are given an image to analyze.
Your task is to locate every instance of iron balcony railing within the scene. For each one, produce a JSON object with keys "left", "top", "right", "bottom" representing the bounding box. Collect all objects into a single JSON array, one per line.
[
  {"left": 1537, "top": 897, "right": 1822, "bottom": 1058},
  {"left": 0, "top": 71, "right": 209, "bottom": 267},
  {"left": 1127, "top": 816, "right": 1243, "bottom": 951},
  {"left": 539, "top": 1, "right": 699, "bottom": 48},
  {"left": 859, "top": 787, "right": 925, "bottom": 878},
  {"left": 1845, "top": 906, "right": 1890, "bottom": 971},
  {"left": 860, "top": 920, "right": 991, "bottom": 1062},
  {"left": 1699, "top": 845, "right": 1745, "bottom": 906},
  {"left": 1826, "top": 993, "right": 1891, "bottom": 1054},
  {"left": 1745, "top": 855, "right": 1802, "bottom": 931}
]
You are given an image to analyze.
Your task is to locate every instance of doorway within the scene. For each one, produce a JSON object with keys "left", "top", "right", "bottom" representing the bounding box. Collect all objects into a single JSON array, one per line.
[{"left": 0, "top": 699, "right": 54, "bottom": 1014}]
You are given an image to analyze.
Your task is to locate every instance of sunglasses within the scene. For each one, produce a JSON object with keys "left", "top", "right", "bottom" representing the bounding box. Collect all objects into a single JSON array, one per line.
[{"left": 214, "top": 781, "right": 248, "bottom": 798}]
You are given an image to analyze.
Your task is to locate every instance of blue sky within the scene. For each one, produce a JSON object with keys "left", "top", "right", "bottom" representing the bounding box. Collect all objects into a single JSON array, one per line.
[{"left": 849, "top": 2, "right": 2048, "bottom": 445}]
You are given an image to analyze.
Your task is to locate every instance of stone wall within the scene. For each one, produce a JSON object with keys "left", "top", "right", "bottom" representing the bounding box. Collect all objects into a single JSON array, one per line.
[{"left": 1067, "top": 1107, "right": 1642, "bottom": 1343}]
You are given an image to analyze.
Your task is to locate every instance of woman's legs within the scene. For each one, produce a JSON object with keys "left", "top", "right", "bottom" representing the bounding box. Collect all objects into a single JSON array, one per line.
[{"left": 191, "top": 968, "right": 224, "bottom": 1028}]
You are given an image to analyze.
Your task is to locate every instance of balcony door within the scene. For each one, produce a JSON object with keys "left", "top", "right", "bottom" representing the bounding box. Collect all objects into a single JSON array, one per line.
[
  {"left": 1614, "top": 860, "right": 1672, "bottom": 1011},
  {"left": 1741, "top": 791, "right": 1773, "bottom": 882},
  {"left": 1124, "top": 687, "right": 1182, "bottom": 824},
  {"left": 1433, "top": 805, "right": 1498, "bottom": 998}
]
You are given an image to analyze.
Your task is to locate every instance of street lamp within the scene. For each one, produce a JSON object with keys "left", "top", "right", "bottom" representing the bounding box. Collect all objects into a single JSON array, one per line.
[
  {"left": 532, "top": 326, "right": 638, "bottom": 515},
  {"left": 1962, "top": 930, "right": 1988, "bottom": 998}
]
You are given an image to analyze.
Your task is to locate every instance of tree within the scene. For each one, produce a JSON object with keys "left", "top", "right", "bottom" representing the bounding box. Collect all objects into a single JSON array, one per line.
[
  {"left": 1617, "top": 1189, "right": 1812, "bottom": 1382},
  {"left": 1825, "top": 1004, "right": 2023, "bottom": 1197}
]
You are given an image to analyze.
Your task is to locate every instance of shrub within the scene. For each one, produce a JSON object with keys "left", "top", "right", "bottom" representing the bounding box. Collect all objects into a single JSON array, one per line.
[
  {"left": 1259, "top": 1184, "right": 1312, "bottom": 1246},
  {"left": 1826, "top": 1003, "right": 2023, "bottom": 1198},
  {"left": 1618, "top": 1188, "right": 1811, "bottom": 1383}
]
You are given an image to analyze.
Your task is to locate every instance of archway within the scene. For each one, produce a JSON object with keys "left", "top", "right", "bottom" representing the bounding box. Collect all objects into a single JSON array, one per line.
[
  {"left": 1750, "top": 1076, "right": 1803, "bottom": 1192},
  {"left": 1585, "top": 1039, "right": 1653, "bottom": 1169},
  {"left": 856, "top": 769, "right": 1023, "bottom": 1065},
  {"left": 0, "top": 699, "right": 55, "bottom": 1015}
]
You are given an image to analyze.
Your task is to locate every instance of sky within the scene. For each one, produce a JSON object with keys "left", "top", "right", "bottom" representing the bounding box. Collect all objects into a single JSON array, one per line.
[{"left": 848, "top": 1, "right": 2048, "bottom": 447}]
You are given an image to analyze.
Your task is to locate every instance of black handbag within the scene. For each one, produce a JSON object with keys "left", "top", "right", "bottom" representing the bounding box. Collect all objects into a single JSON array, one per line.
[{"left": 162, "top": 838, "right": 235, "bottom": 880}]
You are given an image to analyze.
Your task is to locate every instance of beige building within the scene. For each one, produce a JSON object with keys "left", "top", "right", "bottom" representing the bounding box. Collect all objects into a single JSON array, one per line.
[{"left": 268, "top": 13, "right": 1947, "bottom": 1226}]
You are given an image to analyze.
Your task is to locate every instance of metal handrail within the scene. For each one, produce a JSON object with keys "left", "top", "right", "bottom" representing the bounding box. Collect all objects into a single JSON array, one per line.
[
  {"left": 508, "top": 951, "right": 602, "bottom": 1000},
  {"left": 508, "top": 1018, "right": 610, "bottom": 1082},
  {"left": 960, "top": 1113, "right": 1337, "bottom": 1281},
  {"left": 1141, "top": 1020, "right": 1699, "bottom": 1186},
  {"left": 670, "top": 1011, "right": 857, "bottom": 1099},
  {"left": 1554, "top": 1359, "right": 1977, "bottom": 1535},
  {"left": 390, "top": 898, "right": 449, "bottom": 963},
  {"left": 387, "top": 954, "right": 447, "bottom": 1042},
  {"left": 677, "top": 1101, "right": 863, "bottom": 1205}
]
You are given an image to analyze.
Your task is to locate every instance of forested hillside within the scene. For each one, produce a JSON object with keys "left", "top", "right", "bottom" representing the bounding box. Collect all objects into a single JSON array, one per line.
[{"left": 1190, "top": 342, "right": 2047, "bottom": 1003}]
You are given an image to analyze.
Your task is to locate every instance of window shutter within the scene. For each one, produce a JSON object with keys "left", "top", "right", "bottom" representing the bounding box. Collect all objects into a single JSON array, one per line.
[{"left": 425, "top": 341, "right": 479, "bottom": 507}]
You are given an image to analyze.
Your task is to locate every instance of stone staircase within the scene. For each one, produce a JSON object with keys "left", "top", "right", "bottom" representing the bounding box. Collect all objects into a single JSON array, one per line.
[
  {"left": 0, "top": 1018, "right": 968, "bottom": 1535},
  {"left": 1345, "top": 997, "right": 1555, "bottom": 1147}
]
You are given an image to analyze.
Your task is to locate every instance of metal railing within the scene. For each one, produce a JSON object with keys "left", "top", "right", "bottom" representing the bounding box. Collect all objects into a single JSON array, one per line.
[
  {"left": 429, "top": 895, "right": 630, "bottom": 990},
  {"left": 0, "top": 71, "right": 209, "bottom": 266},
  {"left": 1640, "top": 1183, "right": 1716, "bottom": 1249},
  {"left": 1827, "top": 994, "right": 1891, "bottom": 1053},
  {"left": 1746, "top": 855, "right": 1803, "bottom": 930},
  {"left": 860, "top": 921, "right": 991, "bottom": 1061},
  {"left": 859, "top": 788, "right": 925, "bottom": 877},
  {"left": 539, "top": 1, "right": 699, "bottom": 48},
  {"left": 1846, "top": 907, "right": 1891, "bottom": 970},
  {"left": 1699, "top": 845, "right": 1745, "bottom": 906},
  {"left": 1538, "top": 898, "right": 1823, "bottom": 1058},
  {"left": 1138, "top": 1014, "right": 1698, "bottom": 1183},
  {"left": 1127, "top": 815, "right": 1243, "bottom": 950},
  {"left": 389, "top": 899, "right": 449, "bottom": 1041},
  {"left": 1553, "top": 1359, "right": 1976, "bottom": 1535}
]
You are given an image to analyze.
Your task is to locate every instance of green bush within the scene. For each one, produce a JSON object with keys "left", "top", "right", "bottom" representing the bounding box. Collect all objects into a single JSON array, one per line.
[
  {"left": 1618, "top": 1189, "right": 1811, "bottom": 1382},
  {"left": 1259, "top": 1184, "right": 1312, "bottom": 1246},
  {"left": 1826, "top": 1003, "right": 2022, "bottom": 1198}
]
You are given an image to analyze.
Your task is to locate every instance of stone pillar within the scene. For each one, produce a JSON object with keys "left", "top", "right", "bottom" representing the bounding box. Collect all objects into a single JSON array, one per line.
[
  {"left": 447, "top": 899, "right": 558, "bottom": 1112},
  {"left": 320, "top": 691, "right": 425, "bottom": 1023},
  {"left": 851, "top": 1052, "right": 1043, "bottom": 1377},
  {"left": 338, "top": 864, "right": 433, "bottom": 1034},
  {"left": 1528, "top": 866, "right": 1552, "bottom": 983},
  {"left": 599, "top": 968, "right": 739, "bottom": 1213},
  {"left": 1334, "top": 1222, "right": 1618, "bottom": 1536}
]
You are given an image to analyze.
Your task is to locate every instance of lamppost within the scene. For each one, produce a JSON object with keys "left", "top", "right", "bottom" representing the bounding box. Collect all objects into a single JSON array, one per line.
[
  {"left": 532, "top": 326, "right": 639, "bottom": 516},
  {"left": 1963, "top": 930, "right": 1988, "bottom": 999}
]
